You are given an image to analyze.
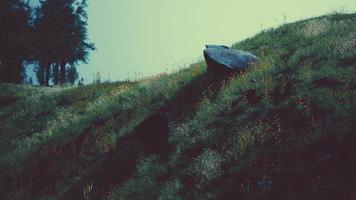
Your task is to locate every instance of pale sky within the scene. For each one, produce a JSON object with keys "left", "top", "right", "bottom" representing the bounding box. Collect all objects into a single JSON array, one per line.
[{"left": 31, "top": 0, "right": 356, "bottom": 83}]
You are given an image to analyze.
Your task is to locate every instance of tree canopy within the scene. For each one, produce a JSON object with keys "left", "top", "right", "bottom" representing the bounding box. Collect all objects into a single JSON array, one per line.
[
  {"left": 0, "top": 0, "right": 31, "bottom": 83},
  {"left": 0, "top": 0, "right": 94, "bottom": 85}
]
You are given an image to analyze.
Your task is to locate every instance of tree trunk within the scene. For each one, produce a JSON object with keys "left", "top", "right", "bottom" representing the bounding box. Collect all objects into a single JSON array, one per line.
[
  {"left": 60, "top": 60, "right": 66, "bottom": 85},
  {"left": 53, "top": 63, "right": 59, "bottom": 85},
  {"left": 45, "top": 62, "right": 50, "bottom": 86},
  {"left": 37, "top": 62, "right": 45, "bottom": 86}
]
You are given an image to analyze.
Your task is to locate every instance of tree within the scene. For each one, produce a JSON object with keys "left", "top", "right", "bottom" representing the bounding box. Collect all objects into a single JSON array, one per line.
[
  {"left": 35, "top": 0, "right": 94, "bottom": 85},
  {"left": 34, "top": 0, "right": 67, "bottom": 86},
  {"left": 35, "top": 62, "right": 45, "bottom": 86},
  {"left": 52, "top": 63, "right": 60, "bottom": 85},
  {"left": 59, "top": 0, "right": 95, "bottom": 84},
  {"left": 0, "top": 0, "right": 31, "bottom": 83},
  {"left": 66, "top": 65, "right": 78, "bottom": 84}
]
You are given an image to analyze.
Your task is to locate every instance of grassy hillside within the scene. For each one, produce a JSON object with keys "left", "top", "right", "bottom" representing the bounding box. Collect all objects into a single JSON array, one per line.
[{"left": 0, "top": 12, "right": 356, "bottom": 200}]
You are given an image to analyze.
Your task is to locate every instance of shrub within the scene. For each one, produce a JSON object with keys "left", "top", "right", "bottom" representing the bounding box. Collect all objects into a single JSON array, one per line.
[{"left": 190, "top": 149, "right": 223, "bottom": 185}]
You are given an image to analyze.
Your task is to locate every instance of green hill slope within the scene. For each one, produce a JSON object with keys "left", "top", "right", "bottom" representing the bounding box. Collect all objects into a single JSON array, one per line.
[{"left": 0, "top": 12, "right": 355, "bottom": 200}]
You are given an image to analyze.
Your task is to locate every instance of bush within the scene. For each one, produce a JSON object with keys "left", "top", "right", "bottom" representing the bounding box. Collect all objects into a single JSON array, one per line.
[{"left": 190, "top": 149, "right": 223, "bottom": 186}]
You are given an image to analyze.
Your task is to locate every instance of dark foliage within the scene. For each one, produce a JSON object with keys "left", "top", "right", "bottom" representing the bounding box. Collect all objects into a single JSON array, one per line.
[
  {"left": 0, "top": 0, "right": 31, "bottom": 83},
  {"left": 34, "top": 0, "right": 94, "bottom": 86},
  {"left": 0, "top": 0, "right": 94, "bottom": 85}
]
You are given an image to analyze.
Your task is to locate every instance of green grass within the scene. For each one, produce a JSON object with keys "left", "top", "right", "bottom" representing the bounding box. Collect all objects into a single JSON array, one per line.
[
  {"left": 0, "top": 12, "right": 355, "bottom": 200},
  {"left": 108, "top": 12, "right": 356, "bottom": 200},
  {"left": 0, "top": 64, "right": 206, "bottom": 199}
]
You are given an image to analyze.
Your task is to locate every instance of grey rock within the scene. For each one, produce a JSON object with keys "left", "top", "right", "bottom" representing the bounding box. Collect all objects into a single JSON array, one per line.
[
  {"left": 204, "top": 45, "right": 259, "bottom": 74},
  {"left": 205, "top": 45, "right": 230, "bottom": 49}
]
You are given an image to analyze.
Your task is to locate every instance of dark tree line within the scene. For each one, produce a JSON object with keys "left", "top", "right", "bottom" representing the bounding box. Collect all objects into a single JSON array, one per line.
[
  {"left": 0, "top": 0, "right": 30, "bottom": 84},
  {"left": 0, "top": 0, "right": 94, "bottom": 86}
]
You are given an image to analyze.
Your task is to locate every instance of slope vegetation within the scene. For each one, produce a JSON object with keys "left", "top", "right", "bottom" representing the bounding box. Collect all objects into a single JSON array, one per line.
[{"left": 0, "top": 12, "right": 355, "bottom": 200}]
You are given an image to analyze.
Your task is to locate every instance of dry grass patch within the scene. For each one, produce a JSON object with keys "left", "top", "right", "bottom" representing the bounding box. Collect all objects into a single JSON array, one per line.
[
  {"left": 299, "top": 18, "right": 331, "bottom": 37},
  {"left": 333, "top": 33, "right": 356, "bottom": 54}
]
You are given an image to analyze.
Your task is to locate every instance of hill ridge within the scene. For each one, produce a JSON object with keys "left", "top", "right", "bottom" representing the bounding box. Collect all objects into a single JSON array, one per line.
[{"left": 0, "top": 12, "right": 355, "bottom": 200}]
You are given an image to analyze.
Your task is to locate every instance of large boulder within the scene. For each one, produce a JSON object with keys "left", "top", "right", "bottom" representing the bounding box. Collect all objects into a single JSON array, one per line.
[{"left": 203, "top": 45, "right": 259, "bottom": 74}]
